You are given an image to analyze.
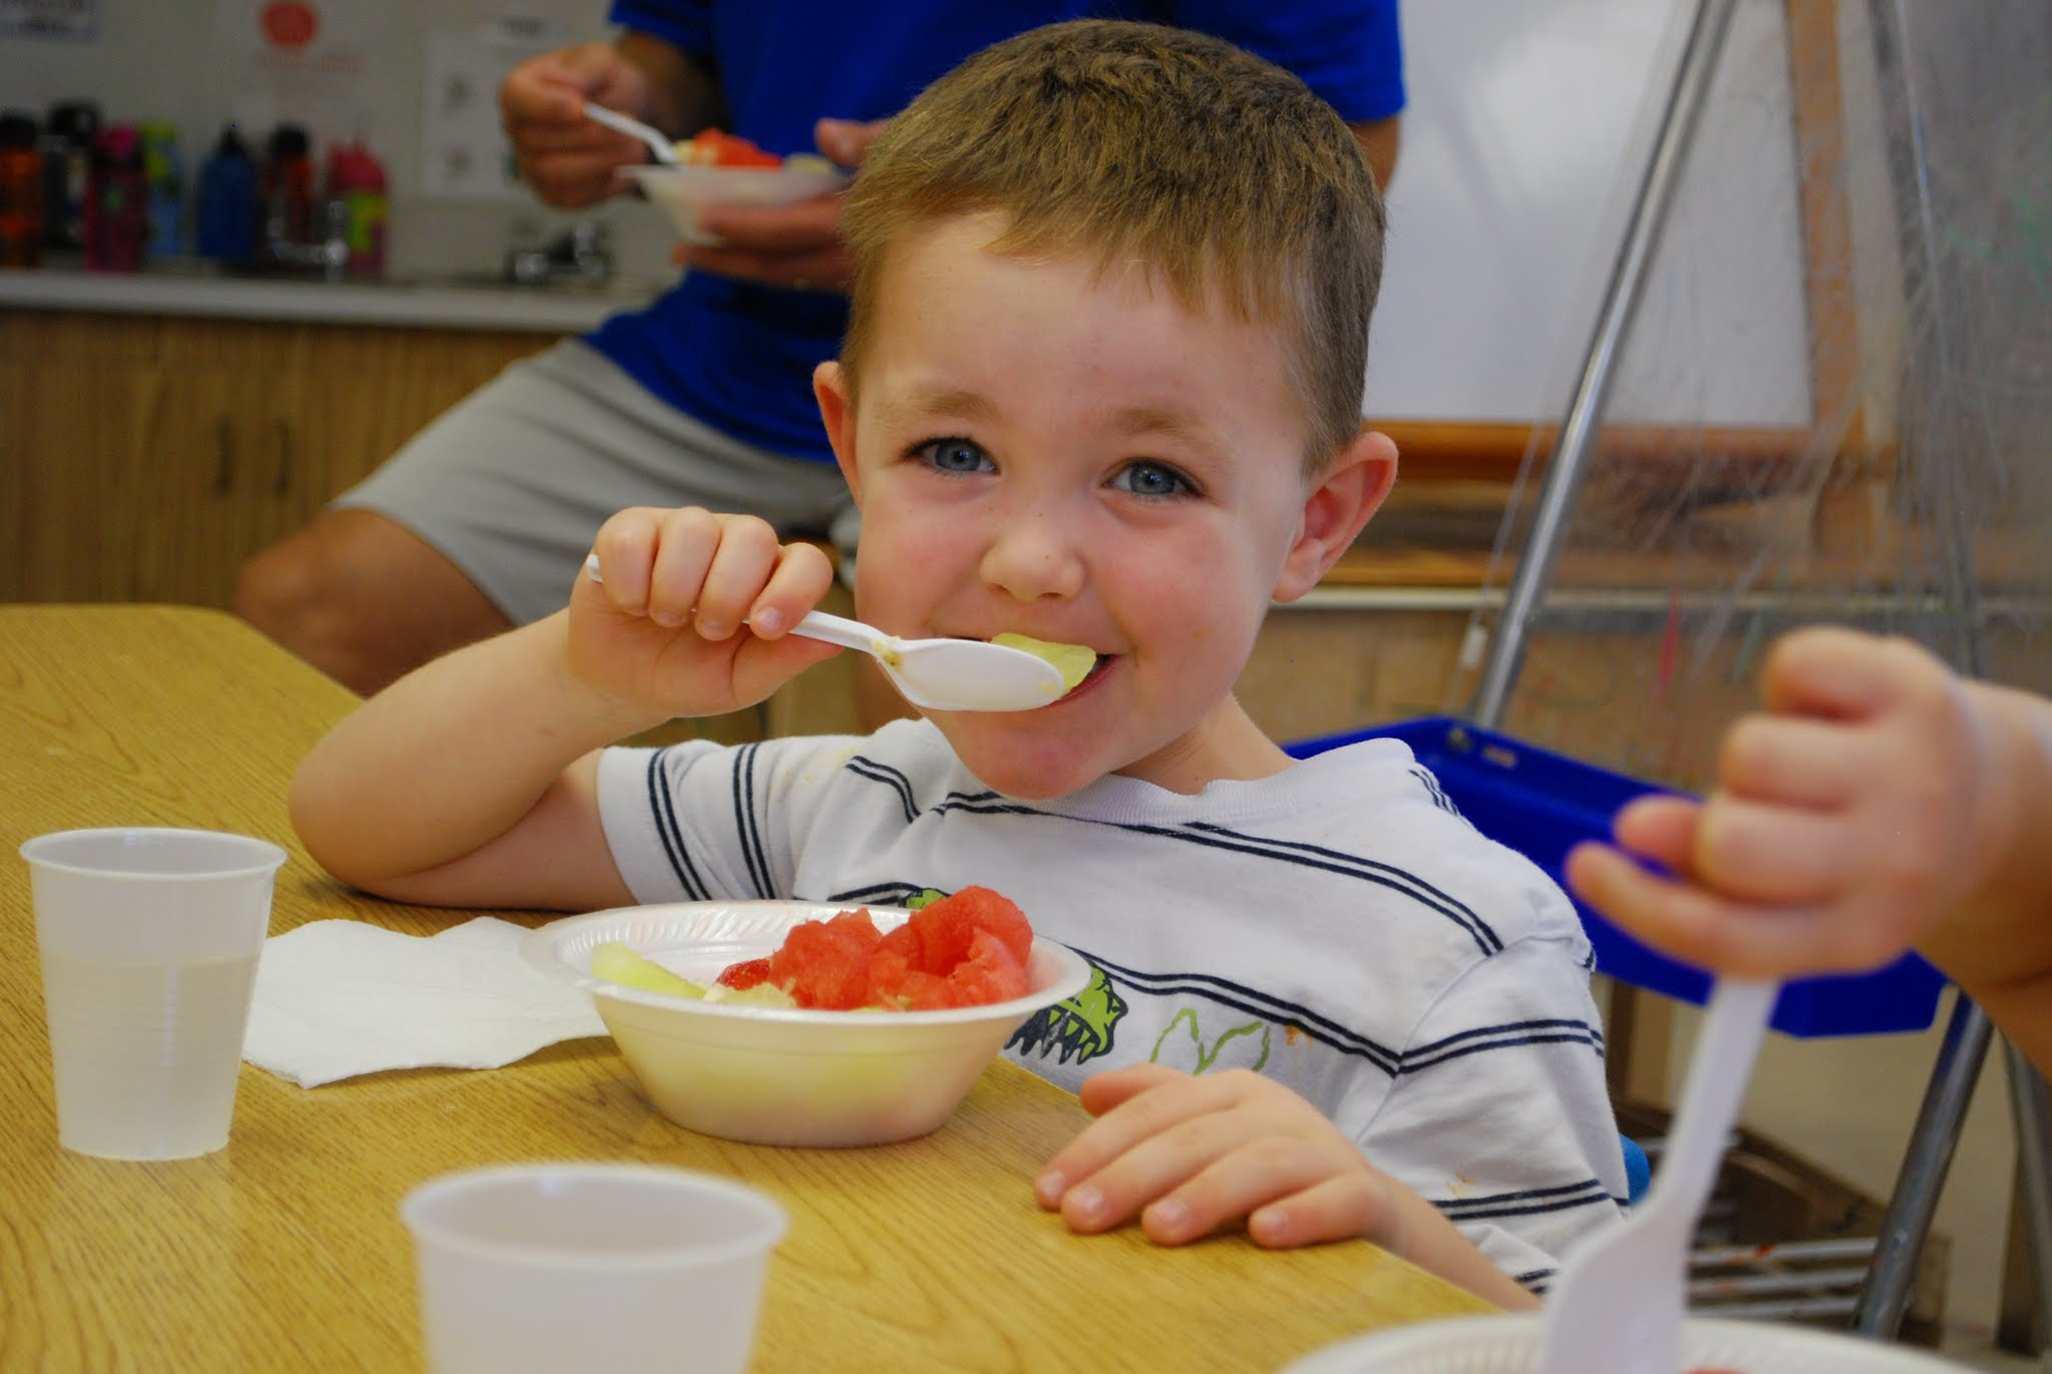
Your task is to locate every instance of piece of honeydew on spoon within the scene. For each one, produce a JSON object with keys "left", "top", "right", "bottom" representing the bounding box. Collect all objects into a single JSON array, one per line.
[
  {"left": 991, "top": 633, "right": 1097, "bottom": 693},
  {"left": 580, "top": 553, "right": 1068, "bottom": 712}
]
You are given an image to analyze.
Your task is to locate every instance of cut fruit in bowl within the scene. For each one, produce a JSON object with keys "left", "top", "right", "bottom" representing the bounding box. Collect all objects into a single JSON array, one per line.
[
  {"left": 522, "top": 899, "right": 1090, "bottom": 1148},
  {"left": 625, "top": 164, "right": 850, "bottom": 246}
]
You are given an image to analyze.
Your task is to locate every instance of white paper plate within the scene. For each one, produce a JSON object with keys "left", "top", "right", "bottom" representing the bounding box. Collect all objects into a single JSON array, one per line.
[{"left": 1282, "top": 1313, "right": 1971, "bottom": 1374}]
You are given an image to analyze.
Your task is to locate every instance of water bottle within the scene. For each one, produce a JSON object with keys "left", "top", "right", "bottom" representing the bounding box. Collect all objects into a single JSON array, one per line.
[
  {"left": 139, "top": 123, "right": 185, "bottom": 259},
  {"left": 195, "top": 125, "right": 256, "bottom": 266},
  {"left": 0, "top": 111, "right": 42, "bottom": 268}
]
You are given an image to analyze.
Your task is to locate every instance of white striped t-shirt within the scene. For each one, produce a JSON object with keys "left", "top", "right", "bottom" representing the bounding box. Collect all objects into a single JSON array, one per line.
[{"left": 596, "top": 718, "right": 1626, "bottom": 1286}]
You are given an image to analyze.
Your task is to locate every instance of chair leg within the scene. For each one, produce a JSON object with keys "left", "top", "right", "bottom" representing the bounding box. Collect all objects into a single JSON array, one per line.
[
  {"left": 1852, "top": 993, "right": 1994, "bottom": 1337},
  {"left": 1999, "top": 1043, "right": 2052, "bottom": 1354}
]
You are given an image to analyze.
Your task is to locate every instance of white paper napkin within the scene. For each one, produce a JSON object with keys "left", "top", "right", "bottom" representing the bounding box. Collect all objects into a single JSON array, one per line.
[{"left": 242, "top": 916, "right": 607, "bottom": 1088}]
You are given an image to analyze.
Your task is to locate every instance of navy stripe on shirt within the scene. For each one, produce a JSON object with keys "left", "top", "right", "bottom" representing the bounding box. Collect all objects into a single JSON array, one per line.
[
  {"left": 845, "top": 755, "right": 920, "bottom": 825},
  {"left": 918, "top": 790, "right": 1504, "bottom": 956},
  {"left": 648, "top": 748, "right": 709, "bottom": 901},
  {"left": 731, "top": 743, "right": 772, "bottom": 899},
  {"left": 1435, "top": 1177, "right": 1620, "bottom": 1223}
]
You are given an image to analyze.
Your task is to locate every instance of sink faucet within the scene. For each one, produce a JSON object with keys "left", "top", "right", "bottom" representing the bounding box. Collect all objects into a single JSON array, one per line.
[
  {"left": 261, "top": 193, "right": 351, "bottom": 280},
  {"left": 503, "top": 221, "right": 613, "bottom": 287}
]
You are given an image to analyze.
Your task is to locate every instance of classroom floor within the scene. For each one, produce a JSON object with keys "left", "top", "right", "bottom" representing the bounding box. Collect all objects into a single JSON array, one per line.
[{"left": 1660, "top": 993, "right": 2044, "bottom": 1370}]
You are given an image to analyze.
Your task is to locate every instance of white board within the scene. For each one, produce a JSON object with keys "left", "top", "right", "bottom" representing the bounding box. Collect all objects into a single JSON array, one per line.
[{"left": 1364, "top": 0, "right": 1814, "bottom": 428}]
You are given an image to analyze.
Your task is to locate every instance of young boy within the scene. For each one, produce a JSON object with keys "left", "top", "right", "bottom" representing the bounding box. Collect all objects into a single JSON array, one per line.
[
  {"left": 292, "top": 21, "right": 1622, "bottom": 1306},
  {"left": 1568, "top": 625, "right": 2052, "bottom": 1076}
]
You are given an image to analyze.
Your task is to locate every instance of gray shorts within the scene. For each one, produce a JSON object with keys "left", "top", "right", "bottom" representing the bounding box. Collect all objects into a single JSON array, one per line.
[{"left": 333, "top": 338, "right": 858, "bottom": 625}]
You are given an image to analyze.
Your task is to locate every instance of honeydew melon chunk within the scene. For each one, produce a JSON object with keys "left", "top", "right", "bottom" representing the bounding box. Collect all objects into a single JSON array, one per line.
[
  {"left": 590, "top": 941, "right": 707, "bottom": 999},
  {"left": 991, "top": 633, "right": 1096, "bottom": 693},
  {"left": 704, "top": 981, "right": 800, "bottom": 1009}
]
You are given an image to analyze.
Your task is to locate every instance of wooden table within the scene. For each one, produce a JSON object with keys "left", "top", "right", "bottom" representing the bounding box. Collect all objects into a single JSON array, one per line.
[{"left": 0, "top": 605, "right": 1491, "bottom": 1372}]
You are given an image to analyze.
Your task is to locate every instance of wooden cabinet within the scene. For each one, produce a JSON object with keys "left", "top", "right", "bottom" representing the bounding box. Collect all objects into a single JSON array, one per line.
[{"left": 0, "top": 309, "right": 546, "bottom": 606}]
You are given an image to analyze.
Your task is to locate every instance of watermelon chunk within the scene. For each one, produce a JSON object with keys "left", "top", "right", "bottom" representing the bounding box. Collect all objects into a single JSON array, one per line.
[
  {"left": 678, "top": 128, "right": 783, "bottom": 168},
  {"left": 908, "top": 886, "right": 1032, "bottom": 972},
  {"left": 765, "top": 909, "right": 883, "bottom": 1010},
  {"left": 710, "top": 892, "right": 1036, "bottom": 1012},
  {"left": 899, "top": 929, "right": 1030, "bottom": 1010},
  {"left": 717, "top": 956, "right": 774, "bottom": 991}
]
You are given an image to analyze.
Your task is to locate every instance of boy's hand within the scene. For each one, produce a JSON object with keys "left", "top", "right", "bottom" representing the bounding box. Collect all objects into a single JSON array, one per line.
[
  {"left": 500, "top": 42, "right": 653, "bottom": 206},
  {"left": 1566, "top": 627, "right": 2012, "bottom": 981},
  {"left": 677, "top": 117, "right": 890, "bottom": 292},
  {"left": 569, "top": 507, "right": 842, "bottom": 722},
  {"left": 1035, "top": 1065, "right": 1397, "bottom": 1251}
]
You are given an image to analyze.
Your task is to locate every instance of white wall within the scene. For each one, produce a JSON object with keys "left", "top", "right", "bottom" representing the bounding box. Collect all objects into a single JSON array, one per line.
[
  {"left": 1367, "top": 0, "right": 1814, "bottom": 427},
  {"left": 3, "top": 0, "right": 1820, "bottom": 425}
]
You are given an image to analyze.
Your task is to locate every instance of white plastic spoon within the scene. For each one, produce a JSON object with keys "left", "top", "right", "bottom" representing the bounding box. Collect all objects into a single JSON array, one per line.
[
  {"left": 1535, "top": 976, "right": 1779, "bottom": 1374},
  {"left": 580, "top": 553, "right": 1067, "bottom": 712},
  {"left": 584, "top": 103, "right": 682, "bottom": 166}
]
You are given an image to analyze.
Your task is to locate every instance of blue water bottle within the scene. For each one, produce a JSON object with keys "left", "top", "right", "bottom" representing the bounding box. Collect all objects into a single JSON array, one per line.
[{"left": 195, "top": 125, "right": 255, "bottom": 266}]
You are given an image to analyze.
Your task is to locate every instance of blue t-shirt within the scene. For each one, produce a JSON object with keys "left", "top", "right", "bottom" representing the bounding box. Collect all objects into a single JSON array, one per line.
[{"left": 595, "top": 0, "right": 1406, "bottom": 463}]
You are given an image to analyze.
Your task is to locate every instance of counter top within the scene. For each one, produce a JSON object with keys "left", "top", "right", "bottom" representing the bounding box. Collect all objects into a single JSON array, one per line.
[{"left": 0, "top": 264, "right": 667, "bottom": 333}]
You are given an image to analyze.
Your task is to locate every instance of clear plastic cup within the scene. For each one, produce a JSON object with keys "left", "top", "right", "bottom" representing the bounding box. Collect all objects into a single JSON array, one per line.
[
  {"left": 400, "top": 1163, "right": 788, "bottom": 1374},
  {"left": 20, "top": 827, "right": 286, "bottom": 1161}
]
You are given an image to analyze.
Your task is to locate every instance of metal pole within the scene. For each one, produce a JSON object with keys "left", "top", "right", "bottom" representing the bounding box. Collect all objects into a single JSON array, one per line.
[
  {"left": 1852, "top": 994, "right": 1994, "bottom": 1335},
  {"left": 2003, "top": 1044, "right": 2052, "bottom": 1357},
  {"left": 1469, "top": 0, "right": 1741, "bottom": 729}
]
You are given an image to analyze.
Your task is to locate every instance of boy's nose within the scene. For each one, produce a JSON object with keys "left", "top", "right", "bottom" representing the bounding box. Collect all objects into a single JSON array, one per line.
[{"left": 978, "top": 509, "right": 1085, "bottom": 603}]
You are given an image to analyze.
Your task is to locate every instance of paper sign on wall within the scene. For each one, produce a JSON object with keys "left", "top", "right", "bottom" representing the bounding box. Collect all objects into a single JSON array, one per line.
[
  {"left": 213, "top": 0, "right": 393, "bottom": 144},
  {"left": 1, "top": 0, "right": 98, "bottom": 39},
  {"left": 421, "top": 20, "right": 555, "bottom": 201}
]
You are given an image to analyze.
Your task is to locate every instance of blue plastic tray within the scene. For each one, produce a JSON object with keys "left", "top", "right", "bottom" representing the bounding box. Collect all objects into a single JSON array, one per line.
[{"left": 1286, "top": 716, "right": 1947, "bottom": 1038}]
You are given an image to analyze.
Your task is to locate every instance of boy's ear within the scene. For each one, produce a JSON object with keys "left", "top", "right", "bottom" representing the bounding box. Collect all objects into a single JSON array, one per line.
[
  {"left": 813, "top": 360, "right": 862, "bottom": 503},
  {"left": 1272, "top": 428, "right": 1398, "bottom": 604}
]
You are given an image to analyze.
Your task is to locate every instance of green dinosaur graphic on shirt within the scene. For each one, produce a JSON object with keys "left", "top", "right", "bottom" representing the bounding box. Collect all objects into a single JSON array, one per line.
[
  {"left": 1009, "top": 963, "right": 1126, "bottom": 1064},
  {"left": 1149, "top": 1007, "right": 1272, "bottom": 1074}
]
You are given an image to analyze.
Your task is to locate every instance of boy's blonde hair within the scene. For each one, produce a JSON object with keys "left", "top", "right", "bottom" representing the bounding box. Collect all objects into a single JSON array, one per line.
[{"left": 839, "top": 19, "right": 1386, "bottom": 473}]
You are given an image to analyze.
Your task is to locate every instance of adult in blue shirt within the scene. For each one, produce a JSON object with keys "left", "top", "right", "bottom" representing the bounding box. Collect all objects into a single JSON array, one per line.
[{"left": 233, "top": 3, "right": 1405, "bottom": 696}]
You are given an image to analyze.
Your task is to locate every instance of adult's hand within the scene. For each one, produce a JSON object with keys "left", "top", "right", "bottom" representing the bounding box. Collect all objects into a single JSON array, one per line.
[
  {"left": 499, "top": 41, "right": 657, "bottom": 207},
  {"left": 677, "top": 117, "right": 890, "bottom": 292}
]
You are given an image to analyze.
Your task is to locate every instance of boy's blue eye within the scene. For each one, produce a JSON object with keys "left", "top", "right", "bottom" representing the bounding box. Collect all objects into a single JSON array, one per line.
[
  {"left": 917, "top": 437, "right": 993, "bottom": 474},
  {"left": 1113, "top": 460, "right": 1194, "bottom": 498}
]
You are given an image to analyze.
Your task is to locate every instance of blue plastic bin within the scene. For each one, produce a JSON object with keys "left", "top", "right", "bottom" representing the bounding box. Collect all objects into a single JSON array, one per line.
[{"left": 1286, "top": 716, "right": 1947, "bottom": 1038}]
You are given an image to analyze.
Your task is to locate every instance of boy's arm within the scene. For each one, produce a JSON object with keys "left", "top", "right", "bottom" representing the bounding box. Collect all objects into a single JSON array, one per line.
[
  {"left": 290, "top": 509, "right": 840, "bottom": 910},
  {"left": 289, "top": 613, "right": 650, "bottom": 911}
]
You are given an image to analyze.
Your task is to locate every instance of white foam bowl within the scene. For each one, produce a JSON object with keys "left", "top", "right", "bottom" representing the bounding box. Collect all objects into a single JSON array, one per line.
[
  {"left": 523, "top": 900, "right": 1090, "bottom": 1147},
  {"left": 1281, "top": 1313, "right": 1971, "bottom": 1374},
  {"left": 625, "top": 164, "right": 851, "bottom": 245}
]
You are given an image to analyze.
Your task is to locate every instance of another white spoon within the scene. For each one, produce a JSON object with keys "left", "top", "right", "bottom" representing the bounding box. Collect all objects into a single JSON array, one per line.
[
  {"left": 580, "top": 553, "right": 1068, "bottom": 712},
  {"left": 1535, "top": 976, "right": 1778, "bottom": 1374},
  {"left": 584, "top": 103, "right": 682, "bottom": 166}
]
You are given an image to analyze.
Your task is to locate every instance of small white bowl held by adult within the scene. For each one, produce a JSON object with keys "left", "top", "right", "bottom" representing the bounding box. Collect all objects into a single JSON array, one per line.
[{"left": 580, "top": 552, "right": 1069, "bottom": 711}]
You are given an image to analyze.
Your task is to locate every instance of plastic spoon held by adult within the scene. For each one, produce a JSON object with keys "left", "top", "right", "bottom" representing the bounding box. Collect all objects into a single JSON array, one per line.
[
  {"left": 584, "top": 103, "right": 681, "bottom": 166},
  {"left": 580, "top": 553, "right": 1072, "bottom": 712}
]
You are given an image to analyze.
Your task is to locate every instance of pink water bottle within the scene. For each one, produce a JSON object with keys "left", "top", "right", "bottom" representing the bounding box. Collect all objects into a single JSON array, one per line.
[{"left": 84, "top": 125, "right": 146, "bottom": 272}]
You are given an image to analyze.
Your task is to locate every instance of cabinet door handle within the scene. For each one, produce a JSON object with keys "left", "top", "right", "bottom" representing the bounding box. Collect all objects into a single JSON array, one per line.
[
  {"left": 213, "top": 419, "right": 236, "bottom": 494},
  {"left": 274, "top": 418, "right": 292, "bottom": 495}
]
